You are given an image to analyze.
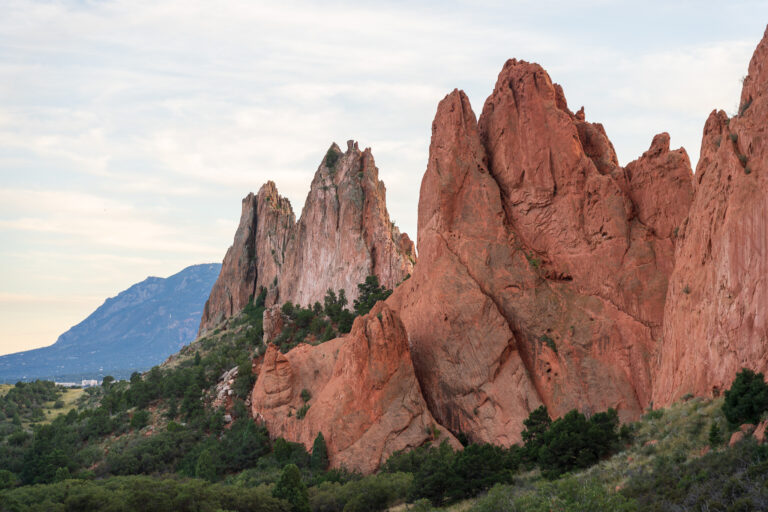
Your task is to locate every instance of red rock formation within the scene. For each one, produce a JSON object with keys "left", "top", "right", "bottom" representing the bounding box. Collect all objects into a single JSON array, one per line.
[
  {"left": 250, "top": 303, "right": 457, "bottom": 473},
  {"left": 199, "top": 143, "right": 415, "bottom": 334},
  {"left": 654, "top": 27, "right": 768, "bottom": 405},
  {"left": 200, "top": 182, "right": 294, "bottom": 334},
  {"left": 279, "top": 141, "right": 415, "bottom": 308},
  {"left": 389, "top": 60, "right": 694, "bottom": 445},
  {"left": 262, "top": 305, "right": 285, "bottom": 344}
]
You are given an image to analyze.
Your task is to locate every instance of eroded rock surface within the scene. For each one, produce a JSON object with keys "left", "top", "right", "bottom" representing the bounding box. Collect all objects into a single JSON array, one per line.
[
  {"left": 654, "top": 27, "right": 768, "bottom": 405},
  {"left": 200, "top": 182, "right": 294, "bottom": 334},
  {"left": 250, "top": 303, "right": 457, "bottom": 473},
  {"left": 199, "top": 142, "right": 415, "bottom": 335},
  {"left": 389, "top": 59, "right": 694, "bottom": 445}
]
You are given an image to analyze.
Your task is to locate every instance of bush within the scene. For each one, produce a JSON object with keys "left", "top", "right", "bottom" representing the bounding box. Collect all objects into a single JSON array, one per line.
[
  {"left": 722, "top": 368, "right": 768, "bottom": 427},
  {"left": 130, "top": 410, "right": 150, "bottom": 430},
  {"left": 325, "top": 149, "right": 340, "bottom": 169},
  {"left": 527, "top": 408, "right": 620, "bottom": 479},
  {"left": 352, "top": 276, "right": 392, "bottom": 316}
]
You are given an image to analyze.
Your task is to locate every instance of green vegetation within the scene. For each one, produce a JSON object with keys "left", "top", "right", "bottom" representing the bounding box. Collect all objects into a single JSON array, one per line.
[
  {"left": 272, "top": 276, "right": 393, "bottom": 352},
  {"left": 310, "top": 432, "right": 328, "bottom": 471},
  {"left": 352, "top": 275, "right": 392, "bottom": 316},
  {"left": 325, "top": 149, "right": 339, "bottom": 170},
  {"left": 722, "top": 368, "right": 768, "bottom": 427},
  {"left": 274, "top": 464, "right": 310, "bottom": 512},
  {"left": 0, "top": 475, "right": 288, "bottom": 512},
  {"left": 5, "top": 287, "right": 768, "bottom": 511}
]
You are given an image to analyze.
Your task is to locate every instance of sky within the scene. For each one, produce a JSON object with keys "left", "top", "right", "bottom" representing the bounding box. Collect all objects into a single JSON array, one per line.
[{"left": 1, "top": 0, "right": 767, "bottom": 356}]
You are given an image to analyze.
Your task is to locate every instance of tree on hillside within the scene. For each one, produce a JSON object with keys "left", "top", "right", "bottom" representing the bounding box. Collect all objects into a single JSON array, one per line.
[
  {"left": 310, "top": 432, "right": 328, "bottom": 471},
  {"left": 522, "top": 405, "right": 551, "bottom": 461},
  {"left": 723, "top": 368, "right": 768, "bottom": 427},
  {"left": 273, "top": 463, "right": 310, "bottom": 512}
]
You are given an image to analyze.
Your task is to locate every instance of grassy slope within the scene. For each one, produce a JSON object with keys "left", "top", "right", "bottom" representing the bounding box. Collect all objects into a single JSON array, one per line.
[
  {"left": 36, "top": 387, "right": 85, "bottom": 425},
  {"left": 429, "top": 397, "right": 729, "bottom": 511}
]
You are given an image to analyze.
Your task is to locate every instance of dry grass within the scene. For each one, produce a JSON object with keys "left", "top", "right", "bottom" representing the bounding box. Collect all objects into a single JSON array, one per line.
[{"left": 28, "top": 387, "right": 85, "bottom": 426}]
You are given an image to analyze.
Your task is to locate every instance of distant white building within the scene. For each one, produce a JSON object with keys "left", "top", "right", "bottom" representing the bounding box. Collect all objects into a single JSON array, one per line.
[{"left": 81, "top": 379, "right": 99, "bottom": 387}]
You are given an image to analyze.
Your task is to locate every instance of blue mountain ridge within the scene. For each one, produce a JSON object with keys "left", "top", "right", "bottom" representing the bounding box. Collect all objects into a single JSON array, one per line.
[{"left": 0, "top": 263, "right": 221, "bottom": 383}]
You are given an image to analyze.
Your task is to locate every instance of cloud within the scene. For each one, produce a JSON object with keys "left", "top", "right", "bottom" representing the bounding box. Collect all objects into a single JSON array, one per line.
[{"left": 1, "top": 0, "right": 767, "bottom": 353}]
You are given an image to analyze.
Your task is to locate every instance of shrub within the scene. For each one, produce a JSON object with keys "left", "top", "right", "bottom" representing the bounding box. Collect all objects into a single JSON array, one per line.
[
  {"left": 129, "top": 410, "right": 150, "bottom": 430},
  {"left": 300, "top": 389, "right": 311, "bottom": 403},
  {"left": 296, "top": 404, "right": 310, "bottom": 420},
  {"left": 722, "top": 368, "right": 768, "bottom": 427},
  {"left": 536, "top": 409, "right": 620, "bottom": 479},
  {"left": 353, "top": 276, "right": 392, "bottom": 316},
  {"left": 325, "top": 149, "right": 340, "bottom": 170},
  {"left": 708, "top": 421, "right": 723, "bottom": 448}
]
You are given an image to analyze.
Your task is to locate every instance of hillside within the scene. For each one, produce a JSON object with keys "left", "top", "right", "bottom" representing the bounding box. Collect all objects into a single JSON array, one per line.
[{"left": 0, "top": 263, "right": 221, "bottom": 383}]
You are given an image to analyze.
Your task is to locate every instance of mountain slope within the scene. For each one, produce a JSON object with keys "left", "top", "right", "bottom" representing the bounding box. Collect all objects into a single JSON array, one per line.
[{"left": 0, "top": 263, "right": 221, "bottom": 383}]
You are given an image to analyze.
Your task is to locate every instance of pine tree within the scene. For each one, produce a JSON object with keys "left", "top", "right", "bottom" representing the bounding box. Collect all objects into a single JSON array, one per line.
[
  {"left": 195, "top": 448, "right": 218, "bottom": 481},
  {"left": 709, "top": 422, "right": 724, "bottom": 448},
  {"left": 273, "top": 463, "right": 310, "bottom": 512},
  {"left": 310, "top": 432, "right": 329, "bottom": 471}
]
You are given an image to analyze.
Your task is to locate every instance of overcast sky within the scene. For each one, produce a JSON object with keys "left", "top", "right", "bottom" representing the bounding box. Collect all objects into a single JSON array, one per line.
[{"left": 1, "top": 0, "right": 766, "bottom": 356}]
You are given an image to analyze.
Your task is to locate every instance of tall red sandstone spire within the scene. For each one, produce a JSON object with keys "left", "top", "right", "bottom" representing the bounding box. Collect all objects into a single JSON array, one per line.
[
  {"left": 199, "top": 141, "right": 415, "bottom": 335},
  {"left": 654, "top": 27, "right": 768, "bottom": 405}
]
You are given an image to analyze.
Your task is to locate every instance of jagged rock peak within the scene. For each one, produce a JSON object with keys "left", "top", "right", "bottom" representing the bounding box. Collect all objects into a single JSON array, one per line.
[
  {"left": 389, "top": 55, "right": 694, "bottom": 449},
  {"left": 740, "top": 26, "right": 768, "bottom": 111},
  {"left": 199, "top": 141, "right": 415, "bottom": 334},
  {"left": 279, "top": 140, "right": 415, "bottom": 308},
  {"left": 654, "top": 24, "right": 768, "bottom": 406},
  {"left": 199, "top": 183, "right": 295, "bottom": 335}
]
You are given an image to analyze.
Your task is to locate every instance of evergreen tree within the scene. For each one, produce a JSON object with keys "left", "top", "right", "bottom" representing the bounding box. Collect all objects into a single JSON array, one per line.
[
  {"left": 310, "top": 432, "right": 328, "bottom": 471},
  {"left": 353, "top": 276, "right": 393, "bottom": 316},
  {"left": 522, "top": 405, "right": 551, "bottom": 461},
  {"left": 195, "top": 448, "right": 218, "bottom": 482},
  {"left": 272, "top": 463, "right": 310, "bottom": 512},
  {"left": 709, "top": 422, "right": 724, "bottom": 448},
  {"left": 723, "top": 368, "right": 768, "bottom": 427}
]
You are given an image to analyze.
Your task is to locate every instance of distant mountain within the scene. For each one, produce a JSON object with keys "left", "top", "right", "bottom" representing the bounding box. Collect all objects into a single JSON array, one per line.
[{"left": 0, "top": 263, "right": 221, "bottom": 383}]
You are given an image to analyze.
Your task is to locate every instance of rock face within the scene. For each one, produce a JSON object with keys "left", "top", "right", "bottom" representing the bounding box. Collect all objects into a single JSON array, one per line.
[
  {"left": 241, "top": 28, "right": 768, "bottom": 472},
  {"left": 653, "top": 27, "right": 768, "bottom": 405},
  {"left": 389, "top": 59, "right": 694, "bottom": 445},
  {"left": 199, "top": 142, "right": 415, "bottom": 334},
  {"left": 200, "top": 183, "right": 294, "bottom": 332},
  {"left": 250, "top": 303, "right": 458, "bottom": 473},
  {"left": 279, "top": 141, "right": 416, "bottom": 308}
]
